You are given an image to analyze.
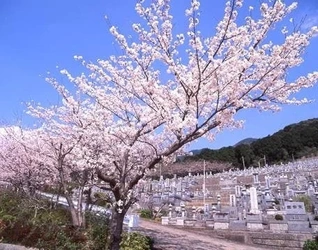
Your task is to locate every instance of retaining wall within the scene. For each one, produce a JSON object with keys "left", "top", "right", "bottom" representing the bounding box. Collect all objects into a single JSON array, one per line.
[{"left": 213, "top": 230, "right": 313, "bottom": 250}]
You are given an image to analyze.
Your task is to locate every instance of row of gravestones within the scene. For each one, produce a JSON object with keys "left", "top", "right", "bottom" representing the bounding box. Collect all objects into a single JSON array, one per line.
[{"left": 162, "top": 215, "right": 318, "bottom": 234}]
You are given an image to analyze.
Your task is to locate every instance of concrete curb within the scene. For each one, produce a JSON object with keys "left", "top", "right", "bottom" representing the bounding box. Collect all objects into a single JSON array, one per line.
[{"left": 0, "top": 244, "right": 38, "bottom": 250}]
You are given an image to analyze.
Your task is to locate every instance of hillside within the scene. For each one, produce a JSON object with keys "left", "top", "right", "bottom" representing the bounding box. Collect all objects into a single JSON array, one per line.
[
  {"left": 149, "top": 160, "right": 232, "bottom": 178},
  {"left": 174, "top": 118, "right": 318, "bottom": 172},
  {"left": 234, "top": 138, "right": 258, "bottom": 147}
]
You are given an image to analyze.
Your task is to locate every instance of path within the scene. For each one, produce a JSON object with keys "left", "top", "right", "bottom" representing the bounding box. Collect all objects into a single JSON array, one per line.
[{"left": 137, "top": 220, "right": 270, "bottom": 250}]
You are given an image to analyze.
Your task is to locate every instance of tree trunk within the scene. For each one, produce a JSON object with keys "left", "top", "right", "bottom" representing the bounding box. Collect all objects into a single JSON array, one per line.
[
  {"left": 65, "top": 194, "right": 83, "bottom": 227},
  {"left": 69, "top": 206, "right": 81, "bottom": 227},
  {"left": 77, "top": 187, "right": 86, "bottom": 228},
  {"left": 108, "top": 209, "right": 126, "bottom": 250}
]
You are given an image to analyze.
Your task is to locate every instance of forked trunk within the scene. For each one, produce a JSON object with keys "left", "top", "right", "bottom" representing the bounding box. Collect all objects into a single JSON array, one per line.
[
  {"left": 108, "top": 209, "right": 126, "bottom": 250},
  {"left": 65, "top": 194, "right": 85, "bottom": 227},
  {"left": 69, "top": 206, "right": 82, "bottom": 227}
]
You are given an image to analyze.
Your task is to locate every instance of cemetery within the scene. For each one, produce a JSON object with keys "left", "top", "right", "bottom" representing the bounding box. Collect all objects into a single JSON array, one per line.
[
  {"left": 1, "top": 0, "right": 318, "bottom": 248},
  {"left": 134, "top": 157, "right": 318, "bottom": 249}
]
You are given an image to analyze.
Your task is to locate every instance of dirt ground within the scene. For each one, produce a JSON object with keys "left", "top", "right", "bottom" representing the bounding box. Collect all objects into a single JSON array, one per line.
[{"left": 137, "top": 220, "right": 270, "bottom": 250}]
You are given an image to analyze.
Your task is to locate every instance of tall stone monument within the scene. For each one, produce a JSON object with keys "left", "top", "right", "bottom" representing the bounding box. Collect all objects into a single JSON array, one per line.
[{"left": 250, "top": 187, "right": 260, "bottom": 214}]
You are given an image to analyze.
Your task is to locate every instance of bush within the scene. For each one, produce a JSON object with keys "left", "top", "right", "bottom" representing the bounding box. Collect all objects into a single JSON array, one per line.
[
  {"left": 120, "top": 232, "right": 152, "bottom": 250},
  {"left": 274, "top": 214, "right": 284, "bottom": 221},
  {"left": 139, "top": 209, "right": 153, "bottom": 219},
  {"left": 36, "top": 227, "right": 86, "bottom": 250},
  {"left": 314, "top": 215, "right": 318, "bottom": 221},
  {"left": 303, "top": 239, "right": 318, "bottom": 250},
  {"left": 85, "top": 213, "right": 110, "bottom": 250},
  {"left": 0, "top": 189, "right": 110, "bottom": 249},
  {"left": 92, "top": 192, "right": 111, "bottom": 207}
]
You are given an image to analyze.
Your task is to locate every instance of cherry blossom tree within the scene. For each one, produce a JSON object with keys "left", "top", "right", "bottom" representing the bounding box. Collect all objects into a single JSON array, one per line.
[
  {"left": 29, "top": 0, "right": 318, "bottom": 249},
  {"left": 27, "top": 88, "right": 99, "bottom": 228},
  {"left": 0, "top": 127, "right": 52, "bottom": 194},
  {"left": 0, "top": 124, "right": 92, "bottom": 227}
]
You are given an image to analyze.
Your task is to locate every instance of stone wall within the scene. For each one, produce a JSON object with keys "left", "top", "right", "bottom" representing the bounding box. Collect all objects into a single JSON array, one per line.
[
  {"left": 247, "top": 222, "right": 263, "bottom": 230},
  {"left": 247, "top": 232, "right": 313, "bottom": 250},
  {"left": 214, "top": 222, "right": 229, "bottom": 230},
  {"left": 213, "top": 230, "right": 313, "bottom": 250},
  {"left": 163, "top": 217, "right": 314, "bottom": 249},
  {"left": 269, "top": 222, "right": 288, "bottom": 233}
]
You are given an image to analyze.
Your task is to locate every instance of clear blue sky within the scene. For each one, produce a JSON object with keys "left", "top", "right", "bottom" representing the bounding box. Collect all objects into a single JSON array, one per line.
[{"left": 0, "top": 0, "right": 317, "bottom": 150}]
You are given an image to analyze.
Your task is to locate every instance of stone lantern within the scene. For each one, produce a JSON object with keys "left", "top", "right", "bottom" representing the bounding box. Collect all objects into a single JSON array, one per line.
[
  {"left": 168, "top": 203, "right": 173, "bottom": 218},
  {"left": 181, "top": 203, "right": 186, "bottom": 218},
  {"left": 192, "top": 206, "right": 196, "bottom": 219}
]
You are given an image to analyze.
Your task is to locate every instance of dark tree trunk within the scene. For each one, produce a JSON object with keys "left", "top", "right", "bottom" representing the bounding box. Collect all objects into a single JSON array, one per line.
[{"left": 108, "top": 209, "right": 126, "bottom": 250}]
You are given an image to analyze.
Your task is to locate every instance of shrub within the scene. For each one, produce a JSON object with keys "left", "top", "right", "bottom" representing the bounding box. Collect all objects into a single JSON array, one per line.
[
  {"left": 54, "top": 229, "right": 85, "bottom": 250},
  {"left": 92, "top": 192, "right": 111, "bottom": 207},
  {"left": 120, "top": 232, "right": 152, "bottom": 250},
  {"left": 1, "top": 220, "right": 33, "bottom": 244},
  {"left": 35, "top": 226, "right": 86, "bottom": 250},
  {"left": 139, "top": 209, "right": 153, "bottom": 219},
  {"left": 0, "top": 189, "right": 112, "bottom": 249},
  {"left": 85, "top": 213, "right": 110, "bottom": 250},
  {"left": 0, "top": 190, "right": 88, "bottom": 249},
  {"left": 0, "top": 190, "right": 24, "bottom": 216},
  {"left": 314, "top": 216, "right": 318, "bottom": 221},
  {"left": 303, "top": 239, "right": 318, "bottom": 250},
  {"left": 274, "top": 214, "right": 284, "bottom": 221}
]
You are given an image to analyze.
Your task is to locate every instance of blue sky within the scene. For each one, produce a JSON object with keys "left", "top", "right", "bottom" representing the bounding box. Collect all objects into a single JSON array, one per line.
[{"left": 0, "top": 0, "right": 317, "bottom": 150}]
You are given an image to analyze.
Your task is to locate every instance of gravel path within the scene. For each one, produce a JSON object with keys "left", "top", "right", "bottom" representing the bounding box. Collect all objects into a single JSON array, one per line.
[{"left": 137, "top": 220, "right": 270, "bottom": 250}]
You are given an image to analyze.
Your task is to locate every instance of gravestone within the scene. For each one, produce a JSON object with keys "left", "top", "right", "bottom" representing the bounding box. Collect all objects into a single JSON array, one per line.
[
  {"left": 235, "top": 185, "right": 241, "bottom": 197},
  {"left": 284, "top": 201, "right": 306, "bottom": 215},
  {"left": 249, "top": 187, "right": 260, "bottom": 214},
  {"left": 230, "top": 194, "right": 236, "bottom": 207}
]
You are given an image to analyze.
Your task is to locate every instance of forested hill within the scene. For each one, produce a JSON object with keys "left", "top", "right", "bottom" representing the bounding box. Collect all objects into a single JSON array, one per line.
[
  {"left": 182, "top": 118, "right": 318, "bottom": 169},
  {"left": 234, "top": 138, "right": 258, "bottom": 147}
]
